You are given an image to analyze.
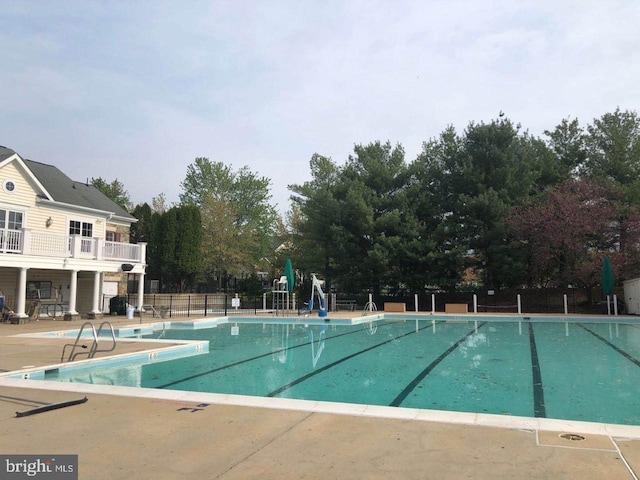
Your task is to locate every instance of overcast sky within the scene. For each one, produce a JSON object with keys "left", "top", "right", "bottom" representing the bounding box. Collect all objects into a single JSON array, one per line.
[{"left": 2, "top": 1, "right": 639, "bottom": 214}]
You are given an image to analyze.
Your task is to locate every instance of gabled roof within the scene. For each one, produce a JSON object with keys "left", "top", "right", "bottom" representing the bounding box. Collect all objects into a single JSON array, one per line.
[
  {"left": 0, "top": 146, "right": 17, "bottom": 162},
  {"left": 0, "top": 146, "right": 134, "bottom": 220}
]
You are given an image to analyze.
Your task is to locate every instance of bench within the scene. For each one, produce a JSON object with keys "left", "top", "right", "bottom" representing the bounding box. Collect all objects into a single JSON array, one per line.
[
  {"left": 384, "top": 302, "right": 406, "bottom": 313},
  {"left": 445, "top": 303, "right": 469, "bottom": 314},
  {"left": 335, "top": 300, "right": 357, "bottom": 311}
]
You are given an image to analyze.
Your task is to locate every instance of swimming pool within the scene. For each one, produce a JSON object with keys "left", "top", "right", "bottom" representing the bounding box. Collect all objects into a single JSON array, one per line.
[{"left": 43, "top": 315, "right": 640, "bottom": 426}]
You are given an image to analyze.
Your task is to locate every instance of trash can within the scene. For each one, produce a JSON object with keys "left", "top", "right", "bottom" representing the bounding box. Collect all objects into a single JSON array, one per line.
[
  {"left": 109, "top": 296, "right": 127, "bottom": 316},
  {"left": 126, "top": 305, "right": 135, "bottom": 319}
]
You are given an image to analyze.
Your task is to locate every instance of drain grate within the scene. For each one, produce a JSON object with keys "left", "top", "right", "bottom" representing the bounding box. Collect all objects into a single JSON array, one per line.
[{"left": 559, "top": 433, "right": 586, "bottom": 441}]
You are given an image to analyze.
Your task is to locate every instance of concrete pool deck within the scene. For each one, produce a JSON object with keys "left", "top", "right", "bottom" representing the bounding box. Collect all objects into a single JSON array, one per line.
[{"left": 2, "top": 314, "right": 640, "bottom": 479}]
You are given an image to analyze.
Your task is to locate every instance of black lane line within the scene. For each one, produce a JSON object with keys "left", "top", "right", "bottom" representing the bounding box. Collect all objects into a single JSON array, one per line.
[
  {"left": 267, "top": 324, "right": 434, "bottom": 397},
  {"left": 578, "top": 323, "right": 640, "bottom": 368},
  {"left": 156, "top": 322, "right": 394, "bottom": 389},
  {"left": 528, "top": 322, "right": 546, "bottom": 418},
  {"left": 390, "top": 322, "right": 487, "bottom": 407}
]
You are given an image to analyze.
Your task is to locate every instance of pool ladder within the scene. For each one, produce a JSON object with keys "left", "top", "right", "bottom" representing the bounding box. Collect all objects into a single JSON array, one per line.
[
  {"left": 362, "top": 301, "right": 378, "bottom": 315},
  {"left": 60, "top": 321, "right": 117, "bottom": 362}
]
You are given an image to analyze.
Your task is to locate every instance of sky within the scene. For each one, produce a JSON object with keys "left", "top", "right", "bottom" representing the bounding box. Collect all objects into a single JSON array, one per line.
[{"left": 2, "top": 0, "right": 639, "bottom": 215}]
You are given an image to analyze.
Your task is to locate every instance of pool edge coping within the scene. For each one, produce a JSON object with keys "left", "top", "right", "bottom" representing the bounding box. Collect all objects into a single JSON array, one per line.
[
  {"left": 1, "top": 377, "right": 639, "bottom": 439},
  {"left": 4, "top": 314, "right": 640, "bottom": 440}
]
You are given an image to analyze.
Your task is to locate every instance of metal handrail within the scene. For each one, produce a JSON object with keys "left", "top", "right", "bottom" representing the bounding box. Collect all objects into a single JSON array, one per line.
[
  {"left": 142, "top": 304, "right": 159, "bottom": 317},
  {"left": 60, "top": 321, "right": 117, "bottom": 362},
  {"left": 362, "top": 301, "right": 378, "bottom": 315},
  {"left": 61, "top": 322, "right": 98, "bottom": 362},
  {"left": 92, "top": 321, "right": 117, "bottom": 357}
]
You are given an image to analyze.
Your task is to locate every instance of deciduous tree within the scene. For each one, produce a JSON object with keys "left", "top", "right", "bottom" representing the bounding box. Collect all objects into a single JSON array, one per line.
[
  {"left": 91, "top": 177, "right": 132, "bottom": 211},
  {"left": 507, "top": 179, "right": 640, "bottom": 288},
  {"left": 180, "top": 157, "right": 279, "bottom": 290}
]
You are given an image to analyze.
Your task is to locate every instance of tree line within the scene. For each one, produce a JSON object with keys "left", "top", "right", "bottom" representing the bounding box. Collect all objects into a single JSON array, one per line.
[
  {"left": 93, "top": 108, "right": 640, "bottom": 297},
  {"left": 288, "top": 108, "right": 640, "bottom": 296}
]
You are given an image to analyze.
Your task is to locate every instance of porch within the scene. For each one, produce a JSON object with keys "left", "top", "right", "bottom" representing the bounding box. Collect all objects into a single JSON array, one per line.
[
  {"left": 0, "top": 231, "right": 146, "bottom": 322},
  {"left": 0, "top": 229, "right": 142, "bottom": 262}
]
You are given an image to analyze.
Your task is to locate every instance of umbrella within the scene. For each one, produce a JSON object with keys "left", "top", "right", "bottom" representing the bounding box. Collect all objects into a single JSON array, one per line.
[
  {"left": 601, "top": 256, "right": 614, "bottom": 297},
  {"left": 284, "top": 259, "right": 295, "bottom": 293}
]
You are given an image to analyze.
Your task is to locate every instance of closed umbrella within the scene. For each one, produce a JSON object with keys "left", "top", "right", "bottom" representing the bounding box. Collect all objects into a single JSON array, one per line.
[
  {"left": 602, "top": 256, "right": 615, "bottom": 314},
  {"left": 602, "top": 256, "right": 614, "bottom": 297},
  {"left": 284, "top": 259, "right": 295, "bottom": 293}
]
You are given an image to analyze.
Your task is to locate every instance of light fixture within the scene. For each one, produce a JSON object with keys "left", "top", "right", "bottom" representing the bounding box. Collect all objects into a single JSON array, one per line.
[{"left": 45, "top": 217, "right": 53, "bottom": 228}]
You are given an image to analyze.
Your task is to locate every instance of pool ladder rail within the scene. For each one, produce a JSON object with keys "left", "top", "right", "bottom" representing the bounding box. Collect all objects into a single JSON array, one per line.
[
  {"left": 60, "top": 321, "right": 117, "bottom": 362},
  {"left": 362, "top": 301, "right": 378, "bottom": 315}
]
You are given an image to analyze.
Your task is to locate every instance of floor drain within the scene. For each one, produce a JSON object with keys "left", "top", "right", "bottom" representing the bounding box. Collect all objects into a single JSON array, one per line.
[{"left": 559, "top": 433, "right": 586, "bottom": 441}]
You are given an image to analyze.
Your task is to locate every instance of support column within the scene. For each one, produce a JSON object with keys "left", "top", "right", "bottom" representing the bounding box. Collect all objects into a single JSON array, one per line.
[
  {"left": 15, "top": 267, "right": 28, "bottom": 318},
  {"left": 64, "top": 270, "right": 81, "bottom": 321},
  {"left": 136, "top": 270, "right": 145, "bottom": 314},
  {"left": 88, "top": 271, "right": 102, "bottom": 320}
]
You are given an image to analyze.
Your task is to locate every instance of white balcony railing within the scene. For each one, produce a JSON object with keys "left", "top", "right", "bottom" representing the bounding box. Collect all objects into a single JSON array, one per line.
[
  {"left": 103, "top": 240, "right": 141, "bottom": 261},
  {"left": 31, "top": 231, "right": 68, "bottom": 256},
  {"left": 0, "top": 230, "right": 23, "bottom": 253},
  {"left": 0, "top": 229, "right": 143, "bottom": 263}
]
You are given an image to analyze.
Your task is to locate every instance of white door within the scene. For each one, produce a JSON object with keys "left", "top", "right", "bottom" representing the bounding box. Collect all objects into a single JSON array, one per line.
[{"left": 102, "top": 281, "right": 119, "bottom": 313}]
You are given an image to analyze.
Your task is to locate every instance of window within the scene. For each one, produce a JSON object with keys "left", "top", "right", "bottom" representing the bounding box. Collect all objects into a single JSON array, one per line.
[
  {"left": 0, "top": 210, "right": 23, "bottom": 229},
  {"left": 69, "top": 220, "right": 93, "bottom": 237},
  {"left": 27, "top": 281, "right": 52, "bottom": 299},
  {"left": 7, "top": 211, "right": 22, "bottom": 230},
  {"left": 3, "top": 179, "right": 16, "bottom": 193},
  {"left": 106, "top": 231, "right": 121, "bottom": 242},
  {"left": 106, "top": 231, "right": 114, "bottom": 242},
  {"left": 69, "top": 220, "right": 93, "bottom": 253}
]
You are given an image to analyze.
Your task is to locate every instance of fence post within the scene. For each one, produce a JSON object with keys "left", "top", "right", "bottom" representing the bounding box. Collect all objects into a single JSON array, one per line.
[
  {"left": 473, "top": 294, "right": 477, "bottom": 313},
  {"left": 614, "top": 294, "right": 619, "bottom": 316},
  {"left": 517, "top": 294, "right": 522, "bottom": 314},
  {"left": 414, "top": 294, "right": 418, "bottom": 312},
  {"left": 224, "top": 294, "right": 228, "bottom": 316},
  {"left": 169, "top": 295, "right": 173, "bottom": 318},
  {"left": 563, "top": 294, "right": 568, "bottom": 315},
  {"left": 431, "top": 293, "right": 436, "bottom": 313},
  {"left": 204, "top": 294, "right": 208, "bottom": 316}
]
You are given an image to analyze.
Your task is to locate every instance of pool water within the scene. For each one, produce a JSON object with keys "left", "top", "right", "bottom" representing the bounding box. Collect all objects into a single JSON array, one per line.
[{"left": 53, "top": 319, "right": 640, "bottom": 426}]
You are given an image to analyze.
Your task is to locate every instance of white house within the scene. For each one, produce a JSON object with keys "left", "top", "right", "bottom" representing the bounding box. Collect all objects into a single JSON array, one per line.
[{"left": 0, "top": 146, "right": 146, "bottom": 322}]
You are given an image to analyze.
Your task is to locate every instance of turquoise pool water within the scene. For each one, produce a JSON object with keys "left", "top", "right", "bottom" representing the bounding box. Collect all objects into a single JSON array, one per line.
[{"left": 51, "top": 318, "right": 640, "bottom": 426}]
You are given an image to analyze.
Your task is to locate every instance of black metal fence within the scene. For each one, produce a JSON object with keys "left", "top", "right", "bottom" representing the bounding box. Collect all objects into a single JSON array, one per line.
[
  {"left": 124, "top": 293, "right": 264, "bottom": 318},
  {"left": 116, "top": 286, "right": 626, "bottom": 319},
  {"left": 335, "top": 287, "right": 626, "bottom": 315}
]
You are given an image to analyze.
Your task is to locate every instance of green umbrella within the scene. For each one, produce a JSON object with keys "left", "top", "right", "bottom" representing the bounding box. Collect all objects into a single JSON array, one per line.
[
  {"left": 602, "top": 256, "right": 614, "bottom": 297},
  {"left": 284, "top": 259, "right": 295, "bottom": 293}
]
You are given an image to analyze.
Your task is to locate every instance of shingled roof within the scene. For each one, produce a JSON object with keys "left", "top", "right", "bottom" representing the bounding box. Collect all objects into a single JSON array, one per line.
[
  {"left": 0, "top": 146, "right": 17, "bottom": 162},
  {"left": 0, "top": 146, "right": 134, "bottom": 220}
]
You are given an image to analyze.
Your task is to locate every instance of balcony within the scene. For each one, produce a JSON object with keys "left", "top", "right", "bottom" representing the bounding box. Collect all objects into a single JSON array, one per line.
[{"left": 0, "top": 229, "right": 144, "bottom": 263}]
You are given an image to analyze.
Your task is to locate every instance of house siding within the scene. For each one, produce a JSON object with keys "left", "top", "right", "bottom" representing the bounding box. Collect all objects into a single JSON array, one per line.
[
  {"left": 0, "top": 268, "right": 18, "bottom": 308},
  {"left": 0, "top": 162, "right": 38, "bottom": 208},
  {"left": 0, "top": 150, "right": 145, "bottom": 320}
]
